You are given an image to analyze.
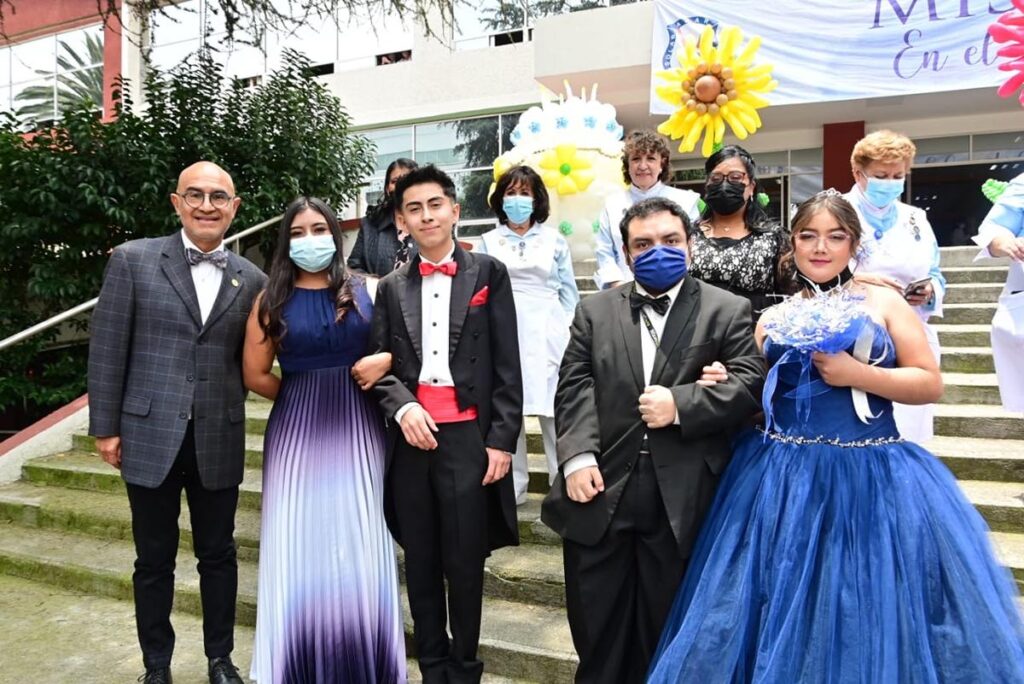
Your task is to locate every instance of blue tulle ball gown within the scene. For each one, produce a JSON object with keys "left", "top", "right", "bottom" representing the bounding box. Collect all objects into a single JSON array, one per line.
[
  {"left": 647, "top": 321, "right": 1024, "bottom": 683},
  {"left": 250, "top": 283, "right": 406, "bottom": 683}
]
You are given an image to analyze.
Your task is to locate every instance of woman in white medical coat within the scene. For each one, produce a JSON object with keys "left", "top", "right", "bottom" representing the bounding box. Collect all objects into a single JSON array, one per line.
[
  {"left": 479, "top": 165, "right": 580, "bottom": 504},
  {"left": 973, "top": 172, "right": 1024, "bottom": 412},
  {"left": 844, "top": 130, "right": 946, "bottom": 443}
]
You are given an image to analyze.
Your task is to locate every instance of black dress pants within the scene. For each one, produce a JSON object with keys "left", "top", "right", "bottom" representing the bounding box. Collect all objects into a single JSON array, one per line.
[
  {"left": 563, "top": 453, "right": 687, "bottom": 684},
  {"left": 390, "top": 420, "right": 490, "bottom": 684},
  {"left": 124, "top": 422, "right": 239, "bottom": 669}
]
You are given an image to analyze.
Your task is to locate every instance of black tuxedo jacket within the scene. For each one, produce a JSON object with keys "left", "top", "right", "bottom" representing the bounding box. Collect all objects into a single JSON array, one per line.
[
  {"left": 369, "top": 243, "right": 523, "bottom": 550},
  {"left": 542, "top": 277, "right": 766, "bottom": 557}
]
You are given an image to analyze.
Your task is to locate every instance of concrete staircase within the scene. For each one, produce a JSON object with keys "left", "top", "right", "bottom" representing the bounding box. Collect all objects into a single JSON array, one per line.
[{"left": 0, "top": 246, "right": 1020, "bottom": 681}]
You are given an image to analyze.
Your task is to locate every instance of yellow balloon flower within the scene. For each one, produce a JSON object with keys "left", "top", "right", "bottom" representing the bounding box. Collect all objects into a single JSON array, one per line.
[
  {"left": 538, "top": 144, "right": 596, "bottom": 195},
  {"left": 655, "top": 25, "right": 778, "bottom": 157}
]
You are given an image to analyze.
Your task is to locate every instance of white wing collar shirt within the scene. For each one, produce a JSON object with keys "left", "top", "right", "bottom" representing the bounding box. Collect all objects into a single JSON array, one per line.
[
  {"left": 562, "top": 277, "right": 686, "bottom": 478},
  {"left": 181, "top": 230, "right": 226, "bottom": 325}
]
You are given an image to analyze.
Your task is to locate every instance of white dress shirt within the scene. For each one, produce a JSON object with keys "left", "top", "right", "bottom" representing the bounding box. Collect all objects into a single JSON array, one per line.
[
  {"left": 181, "top": 231, "right": 225, "bottom": 325},
  {"left": 395, "top": 246, "right": 456, "bottom": 424},
  {"left": 562, "top": 278, "right": 686, "bottom": 478}
]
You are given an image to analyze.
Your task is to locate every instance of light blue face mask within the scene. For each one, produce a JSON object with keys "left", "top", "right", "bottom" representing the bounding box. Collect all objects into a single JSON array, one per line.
[
  {"left": 502, "top": 196, "right": 534, "bottom": 225},
  {"left": 289, "top": 234, "right": 336, "bottom": 273},
  {"left": 864, "top": 177, "right": 905, "bottom": 208}
]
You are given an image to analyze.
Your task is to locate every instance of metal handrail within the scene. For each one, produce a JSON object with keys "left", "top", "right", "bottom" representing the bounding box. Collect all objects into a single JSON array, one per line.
[{"left": 0, "top": 215, "right": 282, "bottom": 352}]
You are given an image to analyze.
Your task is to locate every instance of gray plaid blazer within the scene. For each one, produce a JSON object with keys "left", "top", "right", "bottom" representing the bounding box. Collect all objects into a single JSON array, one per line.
[{"left": 87, "top": 233, "right": 266, "bottom": 489}]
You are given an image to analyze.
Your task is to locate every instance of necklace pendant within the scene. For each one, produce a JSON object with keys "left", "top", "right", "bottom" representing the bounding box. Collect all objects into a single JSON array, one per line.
[{"left": 874, "top": 229, "right": 883, "bottom": 240}]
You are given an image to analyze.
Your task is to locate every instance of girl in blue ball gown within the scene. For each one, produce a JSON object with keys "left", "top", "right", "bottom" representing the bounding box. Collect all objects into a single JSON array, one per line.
[{"left": 647, "top": 191, "right": 1024, "bottom": 683}]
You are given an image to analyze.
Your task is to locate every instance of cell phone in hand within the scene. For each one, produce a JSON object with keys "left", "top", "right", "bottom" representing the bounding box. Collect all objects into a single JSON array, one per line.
[{"left": 903, "top": 277, "right": 931, "bottom": 298}]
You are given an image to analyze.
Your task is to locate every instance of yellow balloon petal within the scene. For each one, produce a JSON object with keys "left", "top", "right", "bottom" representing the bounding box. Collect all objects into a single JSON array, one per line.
[
  {"left": 698, "top": 26, "right": 714, "bottom": 60},
  {"left": 713, "top": 116, "right": 726, "bottom": 145},
  {"left": 555, "top": 143, "right": 578, "bottom": 161},
  {"left": 737, "top": 35, "right": 763, "bottom": 66},
  {"left": 720, "top": 26, "right": 741, "bottom": 56},
  {"left": 740, "top": 91, "right": 771, "bottom": 108},
  {"left": 557, "top": 177, "right": 578, "bottom": 195},
  {"left": 574, "top": 169, "right": 596, "bottom": 191},
  {"left": 701, "top": 127, "right": 717, "bottom": 157},
  {"left": 721, "top": 108, "right": 749, "bottom": 139}
]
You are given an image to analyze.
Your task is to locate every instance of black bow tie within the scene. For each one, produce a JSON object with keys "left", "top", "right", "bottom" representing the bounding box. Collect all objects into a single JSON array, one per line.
[
  {"left": 629, "top": 290, "right": 671, "bottom": 316},
  {"left": 185, "top": 247, "right": 228, "bottom": 269}
]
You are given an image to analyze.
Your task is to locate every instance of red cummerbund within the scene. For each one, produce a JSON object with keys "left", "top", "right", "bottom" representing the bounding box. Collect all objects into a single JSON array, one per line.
[{"left": 416, "top": 384, "right": 478, "bottom": 424}]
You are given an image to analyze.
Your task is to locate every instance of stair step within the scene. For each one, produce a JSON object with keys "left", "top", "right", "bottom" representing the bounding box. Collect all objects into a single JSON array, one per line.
[
  {"left": 939, "top": 247, "right": 1010, "bottom": 269},
  {"left": 940, "top": 347, "right": 995, "bottom": 374},
  {"left": 931, "top": 436, "right": 1024, "bottom": 482},
  {"left": 935, "top": 325, "right": 990, "bottom": 348},
  {"left": 957, "top": 480, "right": 1024, "bottom": 533},
  {"left": 934, "top": 404, "right": 1024, "bottom": 440},
  {"left": 943, "top": 283, "right": 1005, "bottom": 304},
  {"left": 940, "top": 304, "right": 997, "bottom": 325},
  {"left": 943, "top": 266, "right": 1008, "bottom": 284},
  {"left": 0, "top": 523, "right": 578, "bottom": 681},
  {"left": 940, "top": 373, "right": 1002, "bottom": 406}
]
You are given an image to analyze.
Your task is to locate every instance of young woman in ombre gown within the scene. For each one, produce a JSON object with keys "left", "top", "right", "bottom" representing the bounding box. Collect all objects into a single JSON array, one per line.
[
  {"left": 243, "top": 197, "right": 405, "bottom": 683},
  {"left": 646, "top": 192, "right": 1024, "bottom": 683}
]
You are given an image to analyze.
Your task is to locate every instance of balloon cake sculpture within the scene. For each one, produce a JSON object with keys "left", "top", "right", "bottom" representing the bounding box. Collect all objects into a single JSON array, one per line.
[
  {"left": 654, "top": 24, "right": 777, "bottom": 156},
  {"left": 989, "top": 0, "right": 1024, "bottom": 108},
  {"left": 492, "top": 84, "right": 626, "bottom": 261}
]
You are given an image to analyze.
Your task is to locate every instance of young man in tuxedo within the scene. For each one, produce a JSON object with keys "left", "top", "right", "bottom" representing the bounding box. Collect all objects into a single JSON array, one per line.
[
  {"left": 88, "top": 162, "right": 266, "bottom": 684},
  {"left": 542, "top": 197, "right": 766, "bottom": 683},
  {"left": 369, "top": 165, "right": 523, "bottom": 684}
]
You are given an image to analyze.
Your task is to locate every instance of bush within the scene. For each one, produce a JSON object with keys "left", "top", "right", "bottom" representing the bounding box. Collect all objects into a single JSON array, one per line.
[{"left": 0, "top": 48, "right": 374, "bottom": 416}]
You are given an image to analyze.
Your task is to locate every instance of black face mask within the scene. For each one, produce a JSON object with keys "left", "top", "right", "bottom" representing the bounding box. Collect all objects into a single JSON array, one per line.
[
  {"left": 705, "top": 180, "right": 748, "bottom": 215},
  {"left": 797, "top": 266, "right": 854, "bottom": 293}
]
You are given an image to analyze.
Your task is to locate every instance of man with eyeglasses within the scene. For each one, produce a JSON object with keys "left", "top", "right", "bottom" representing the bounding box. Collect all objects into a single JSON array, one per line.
[{"left": 88, "top": 161, "right": 266, "bottom": 684}]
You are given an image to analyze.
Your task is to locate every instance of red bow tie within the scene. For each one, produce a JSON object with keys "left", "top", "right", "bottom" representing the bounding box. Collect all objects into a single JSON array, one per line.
[{"left": 419, "top": 261, "right": 458, "bottom": 277}]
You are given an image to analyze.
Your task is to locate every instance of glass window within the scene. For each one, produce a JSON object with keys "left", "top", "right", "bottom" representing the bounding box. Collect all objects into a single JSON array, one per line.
[
  {"left": 0, "top": 47, "right": 10, "bottom": 87},
  {"left": 452, "top": 169, "right": 496, "bottom": 222},
  {"left": 365, "top": 126, "right": 413, "bottom": 175},
  {"left": 789, "top": 148, "right": 823, "bottom": 174},
  {"left": 57, "top": 67, "right": 104, "bottom": 115},
  {"left": 10, "top": 36, "right": 54, "bottom": 85},
  {"left": 499, "top": 111, "right": 522, "bottom": 155},
  {"left": 57, "top": 25, "right": 104, "bottom": 69},
  {"left": 973, "top": 132, "right": 1024, "bottom": 160},
  {"left": 752, "top": 151, "right": 787, "bottom": 177},
  {"left": 909, "top": 161, "right": 1023, "bottom": 246},
  {"left": 417, "top": 116, "right": 499, "bottom": 169},
  {"left": 790, "top": 174, "right": 823, "bottom": 205},
  {"left": 13, "top": 77, "right": 56, "bottom": 124},
  {"left": 913, "top": 135, "right": 969, "bottom": 165},
  {"left": 149, "top": 41, "right": 201, "bottom": 73}
]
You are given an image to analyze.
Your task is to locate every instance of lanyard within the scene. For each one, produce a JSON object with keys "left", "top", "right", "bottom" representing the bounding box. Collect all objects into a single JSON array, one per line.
[{"left": 640, "top": 309, "right": 661, "bottom": 348}]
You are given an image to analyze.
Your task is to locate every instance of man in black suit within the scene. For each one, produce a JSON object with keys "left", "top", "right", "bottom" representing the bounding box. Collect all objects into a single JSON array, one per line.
[
  {"left": 88, "top": 162, "right": 265, "bottom": 684},
  {"left": 369, "top": 165, "right": 523, "bottom": 684},
  {"left": 542, "top": 197, "right": 765, "bottom": 683}
]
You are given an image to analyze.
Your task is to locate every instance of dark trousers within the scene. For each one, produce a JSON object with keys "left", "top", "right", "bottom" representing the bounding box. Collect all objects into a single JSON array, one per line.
[
  {"left": 563, "top": 453, "right": 686, "bottom": 684},
  {"left": 125, "top": 422, "right": 239, "bottom": 669},
  {"left": 390, "top": 421, "right": 490, "bottom": 684}
]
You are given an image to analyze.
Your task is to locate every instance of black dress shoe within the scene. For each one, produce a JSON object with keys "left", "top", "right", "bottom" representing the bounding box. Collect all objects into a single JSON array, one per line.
[
  {"left": 208, "top": 656, "right": 244, "bottom": 684},
  {"left": 137, "top": 667, "right": 172, "bottom": 684}
]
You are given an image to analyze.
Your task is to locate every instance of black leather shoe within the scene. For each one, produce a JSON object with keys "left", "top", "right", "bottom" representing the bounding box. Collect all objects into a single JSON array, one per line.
[
  {"left": 138, "top": 667, "right": 172, "bottom": 684},
  {"left": 208, "top": 656, "right": 244, "bottom": 684}
]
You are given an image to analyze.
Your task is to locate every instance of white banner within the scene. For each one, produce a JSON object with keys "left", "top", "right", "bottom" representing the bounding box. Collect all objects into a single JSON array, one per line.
[{"left": 650, "top": 0, "right": 1012, "bottom": 114}]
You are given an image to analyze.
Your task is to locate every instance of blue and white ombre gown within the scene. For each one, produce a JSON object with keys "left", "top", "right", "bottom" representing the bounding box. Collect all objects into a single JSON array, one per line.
[
  {"left": 647, "top": 291, "right": 1024, "bottom": 684},
  {"left": 250, "top": 282, "right": 406, "bottom": 683}
]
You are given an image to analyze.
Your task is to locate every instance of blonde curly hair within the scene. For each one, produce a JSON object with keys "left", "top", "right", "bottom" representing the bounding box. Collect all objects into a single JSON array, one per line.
[{"left": 850, "top": 130, "right": 916, "bottom": 170}]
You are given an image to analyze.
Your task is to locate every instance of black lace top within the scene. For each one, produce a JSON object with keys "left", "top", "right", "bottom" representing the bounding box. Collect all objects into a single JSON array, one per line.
[{"left": 689, "top": 226, "right": 787, "bottom": 321}]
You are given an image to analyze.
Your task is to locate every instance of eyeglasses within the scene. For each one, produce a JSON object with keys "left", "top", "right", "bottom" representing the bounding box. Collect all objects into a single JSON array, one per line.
[
  {"left": 708, "top": 171, "right": 748, "bottom": 185},
  {"left": 177, "top": 190, "right": 234, "bottom": 210},
  {"left": 795, "top": 231, "right": 852, "bottom": 248}
]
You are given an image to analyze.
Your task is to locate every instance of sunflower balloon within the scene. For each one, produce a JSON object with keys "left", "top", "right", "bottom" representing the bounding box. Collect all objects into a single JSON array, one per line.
[{"left": 655, "top": 25, "right": 777, "bottom": 157}]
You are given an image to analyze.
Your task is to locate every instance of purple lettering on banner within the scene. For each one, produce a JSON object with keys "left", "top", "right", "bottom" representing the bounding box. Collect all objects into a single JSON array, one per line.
[
  {"left": 893, "top": 28, "right": 950, "bottom": 78},
  {"left": 894, "top": 29, "right": 925, "bottom": 78},
  {"left": 873, "top": 0, "right": 941, "bottom": 28},
  {"left": 989, "top": 0, "right": 1014, "bottom": 14},
  {"left": 958, "top": 0, "right": 974, "bottom": 17},
  {"left": 964, "top": 31, "right": 999, "bottom": 65}
]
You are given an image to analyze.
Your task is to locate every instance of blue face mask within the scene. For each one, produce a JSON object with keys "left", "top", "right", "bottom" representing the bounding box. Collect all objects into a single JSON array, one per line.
[
  {"left": 289, "top": 234, "right": 336, "bottom": 273},
  {"left": 631, "top": 245, "right": 688, "bottom": 293},
  {"left": 863, "top": 177, "right": 905, "bottom": 208},
  {"left": 502, "top": 196, "right": 534, "bottom": 225}
]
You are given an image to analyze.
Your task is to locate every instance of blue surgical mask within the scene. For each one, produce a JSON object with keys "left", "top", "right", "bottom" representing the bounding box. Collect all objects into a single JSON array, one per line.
[
  {"left": 631, "top": 245, "right": 688, "bottom": 292},
  {"left": 863, "top": 177, "right": 905, "bottom": 208},
  {"left": 289, "top": 234, "right": 336, "bottom": 273},
  {"left": 502, "top": 196, "right": 534, "bottom": 225}
]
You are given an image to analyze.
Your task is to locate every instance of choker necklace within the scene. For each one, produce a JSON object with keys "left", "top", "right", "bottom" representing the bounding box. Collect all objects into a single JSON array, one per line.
[{"left": 797, "top": 266, "right": 854, "bottom": 293}]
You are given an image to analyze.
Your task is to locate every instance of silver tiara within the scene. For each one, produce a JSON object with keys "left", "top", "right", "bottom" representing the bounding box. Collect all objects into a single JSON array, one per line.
[{"left": 816, "top": 188, "right": 843, "bottom": 198}]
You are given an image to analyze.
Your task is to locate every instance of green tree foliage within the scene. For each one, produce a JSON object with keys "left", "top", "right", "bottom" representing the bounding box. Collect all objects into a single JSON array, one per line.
[{"left": 0, "top": 48, "right": 373, "bottom": 415}]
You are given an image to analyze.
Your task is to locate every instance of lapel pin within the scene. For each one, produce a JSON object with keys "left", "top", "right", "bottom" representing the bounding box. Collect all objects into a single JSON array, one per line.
[{"left": 231, "top": 278, "right": 240, "bottom": 288}]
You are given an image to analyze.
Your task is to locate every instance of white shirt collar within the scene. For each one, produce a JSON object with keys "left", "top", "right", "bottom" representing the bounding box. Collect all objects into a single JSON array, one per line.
[
  {"left": 633, "top": 277, "right": 685, "bottom": 310},
  {"left": 629, "top": 181, "right": 665, "bottom": 204},
  {"left": 498, "top": 223, "right": 542, "bottom": 239},
  {"left": 421, "top": 243, "right": 456, "bottom": 266},
  {"left": 181, "top": 230, "right": 226, "bottom": 254}
]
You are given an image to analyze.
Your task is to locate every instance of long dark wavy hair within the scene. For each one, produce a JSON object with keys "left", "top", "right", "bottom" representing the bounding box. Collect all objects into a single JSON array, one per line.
[
  {"left": 258, "top": 197, "right": 363, "bottom": 346},
  {"left": 699, "top": 145, "right": 776, "bottom": 233},
  {"left": 777, "top": 192, "right": 863, "bottom": 294},
  {"left": 367, "top": 157, "right": 418, "bottom": 224}
]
